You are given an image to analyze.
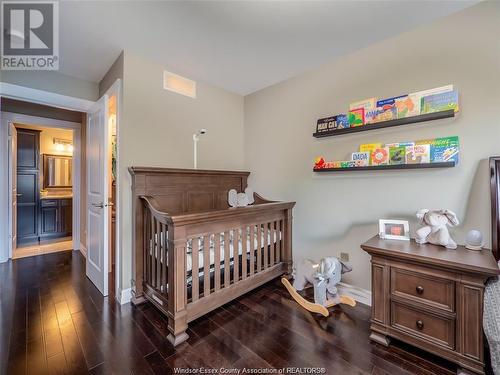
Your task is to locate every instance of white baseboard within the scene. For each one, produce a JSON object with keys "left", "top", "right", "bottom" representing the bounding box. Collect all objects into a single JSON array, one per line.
[
  {"left": 79, "top": 243, "right": 87, "bottom": 258},
  {"left": 337, "top": 282, "right": 372, "bottom": 306},
  {"left": 118, "top": 288, "right": 132, "bottom": 305}
]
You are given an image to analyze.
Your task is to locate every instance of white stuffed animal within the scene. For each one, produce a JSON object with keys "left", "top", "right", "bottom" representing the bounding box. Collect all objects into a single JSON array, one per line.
[
  {"left": 228, "top": 187, "right": 254, "bottom": 207},
  {"left": 415, "top": 209, "right": 459, "bottom": 249}
]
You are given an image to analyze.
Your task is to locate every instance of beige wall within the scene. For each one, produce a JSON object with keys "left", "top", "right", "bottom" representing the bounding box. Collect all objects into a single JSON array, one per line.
[
  {"left": 244, "top": 1, "right": 500, "bottom": 290},
  {"left": 0, "top": 70, "right": 99, "bottom": 101},
  {"left": 39, "top": 128, "right": 73, "bottom": 156},
  {"left": 99, "top": 52, "right": 124, "bottom": 97},
  {"left": 117, "top": 52, "right": 245, "bottom": 290}
]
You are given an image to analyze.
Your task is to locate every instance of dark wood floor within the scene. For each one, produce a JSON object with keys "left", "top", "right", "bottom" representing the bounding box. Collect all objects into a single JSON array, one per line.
[{"left": 0, "top": 250, "right": 472, "bottom": 375}]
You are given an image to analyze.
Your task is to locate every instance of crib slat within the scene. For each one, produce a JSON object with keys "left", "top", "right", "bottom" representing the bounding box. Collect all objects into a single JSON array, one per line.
[
  {"left": 161, "top": 222, "right": 168, "bottom": 293},
  {"left": 277, "top": 220, "right": 282, "bottom": 263},
  {"left": 233, "top": 229, "right": 239, "bottom": 282},
  {"left": 270, "top": 221, "right": 275, "bottom": 266},
  {"left": 151, "top": 215, "right": 156, "bottom": 287},
  {"left": 192, "top": 238, "right": 199, "bottom": 302},
  {"left": 143, "top": 209, "right": 149, "bottom": 286},
  {"left": 224, "top": 231, "right": 230, "bottom": 287},
  {"left": 263, "top": 223, "right": 269, "bottom": 270},
  {"left": 156, "top": 220, "right": 162, "bottom": 289},
  {"left": 257, "top": 224, "right": 262, "bottom": 272},
  {"left": 214, "top": 233, "right": 221, "bottom": 291},
  {"left": 249, "top": 225, "right": 255, "bottom": 276},
  {"left": 203, "top": 235, "right": 210, "bottom": 297},
  {"left": 241, "top": 226, "right": 247, "bottom": 280}
]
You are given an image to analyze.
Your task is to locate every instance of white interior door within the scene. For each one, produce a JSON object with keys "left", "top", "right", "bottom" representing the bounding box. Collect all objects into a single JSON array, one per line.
[
  {"left": 8, "top": 123, "right": 17, "bottom": 256},
  {"left": 86, "top": 95, "right": 109, "bottom": 296}
]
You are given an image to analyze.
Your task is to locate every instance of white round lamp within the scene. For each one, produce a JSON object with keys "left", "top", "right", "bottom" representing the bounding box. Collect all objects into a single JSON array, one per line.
[{"left": 465, "top": 230, "right": 484, "bottom": 251}]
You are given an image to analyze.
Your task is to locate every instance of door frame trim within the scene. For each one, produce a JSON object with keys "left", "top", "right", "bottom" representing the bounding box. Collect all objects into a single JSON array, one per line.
[
  {"left": 102, "top": 79, "right": 122, "bottom": 301},
  {"left": 1, "top": 111, "right": 82, "bottom": 258}
]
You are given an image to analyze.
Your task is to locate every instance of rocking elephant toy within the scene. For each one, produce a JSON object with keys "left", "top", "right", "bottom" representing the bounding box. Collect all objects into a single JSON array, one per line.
[{"left": 281, "top": 256, "right": 356, "bottom": 317}]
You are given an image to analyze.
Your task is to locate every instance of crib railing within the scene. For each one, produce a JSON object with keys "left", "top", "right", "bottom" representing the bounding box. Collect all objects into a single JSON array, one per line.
[
  {"left": 187, "top": 219, "right": 284, "bottom": 303},
  {"left": 139, "top": 195, "right": 294, "bottom": 342}
]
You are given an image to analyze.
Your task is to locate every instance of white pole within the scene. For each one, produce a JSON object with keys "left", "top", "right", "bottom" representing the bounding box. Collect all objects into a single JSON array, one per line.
[{"left": 193, "top": 134, "right": 198, "bottom": 169}]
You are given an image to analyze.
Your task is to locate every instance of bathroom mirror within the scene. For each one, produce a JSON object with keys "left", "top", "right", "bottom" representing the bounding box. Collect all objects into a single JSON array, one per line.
[{"left": 43, "top": 154, "right": 73, "bottom": 188}]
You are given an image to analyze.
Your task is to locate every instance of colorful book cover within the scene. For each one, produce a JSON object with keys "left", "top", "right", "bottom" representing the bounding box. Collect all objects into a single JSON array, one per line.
[
  {"left": 405, "top": 85, "right": 454, "bottom": 117},
  {"left": 349, "top": 108, "right": 365, "bottom": 127},
  {"left": 389, "top": 146, "right": 406, "bottom": 165},
  {"left": 359, "top": 143, "right": 382, "bottom": 153},
  {"left": 349, "top": 98, "right": 376, "bottom": 112},
  {"left": 406, "top": 145, "right": 431, "bottom": 164},
  {"left": 371, "top": 147, "right": 389, "bottom": 165},
  {"left": 340, "top": 161, "right": 356, "bottom": 168},
  {"left": 351, "top": 152, "right": 370, "bottom": 166},
  {"left": 417, "top": 136, "right": 459, "bottom": 163},
  {"left": 395, "top": 96, "right": 418, "bottom": 119},
  {"left": 374, "top": 106, "right": 397, "bottom": 122},
  {"left": 336, "top": 114, "right": 350, "bottom": 129},
  {"left": 376, "top": 95, "right": 408, "bottom": 108},
  {"left": 421, "top": 90, "right": 459, "bottom": 114},
  {"left": 385, "top": 141, "right": 415, "bottom": 148},
  {"left": 316, "top": 115, "right": 339, "bottom": 133},
  {"left": 365, "top": 107, "right": 383, "bottom": 124}
]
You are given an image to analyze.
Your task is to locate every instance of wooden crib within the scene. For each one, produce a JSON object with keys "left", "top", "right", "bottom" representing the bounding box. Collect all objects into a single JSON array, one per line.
[{"left": 129, "top": 167, "right": 295, "bottom": 346}]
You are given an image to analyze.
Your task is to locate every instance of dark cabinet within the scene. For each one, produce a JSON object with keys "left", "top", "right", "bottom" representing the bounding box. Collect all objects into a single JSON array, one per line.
[
  {"left": 40, "top": 199, "right": 72, "bottom": 240},
  {"left": 16, "top": 129, "right": 40, "bottom": 245}
]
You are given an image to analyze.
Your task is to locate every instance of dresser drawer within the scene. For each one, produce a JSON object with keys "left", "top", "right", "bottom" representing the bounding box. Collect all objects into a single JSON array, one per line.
[
  {"left": 391, "top": 267, "right": 455, "bottom": 312},
  {"left": 391, "top": 302, "right": 455, "bottom": 350}
]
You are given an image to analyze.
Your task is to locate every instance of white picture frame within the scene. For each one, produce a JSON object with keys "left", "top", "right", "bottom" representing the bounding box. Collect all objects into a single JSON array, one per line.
[{"left": 379, "top": 219, "right": 410, "bottom": 241}]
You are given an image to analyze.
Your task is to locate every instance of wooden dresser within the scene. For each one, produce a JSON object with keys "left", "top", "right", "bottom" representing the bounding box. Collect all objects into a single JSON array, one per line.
[{"left": 361, "top": 236, "right": 500, "bottom": 375}]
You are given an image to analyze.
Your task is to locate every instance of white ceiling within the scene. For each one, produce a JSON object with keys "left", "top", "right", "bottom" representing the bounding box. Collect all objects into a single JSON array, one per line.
[{"left": 59, "top": 1, "right": 479, "bottom": 95}]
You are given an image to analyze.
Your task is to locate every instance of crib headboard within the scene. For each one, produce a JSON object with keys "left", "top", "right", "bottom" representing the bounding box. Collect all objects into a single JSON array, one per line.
[{"left": 129, "top": 167, "right": 250, "bottom": 214}]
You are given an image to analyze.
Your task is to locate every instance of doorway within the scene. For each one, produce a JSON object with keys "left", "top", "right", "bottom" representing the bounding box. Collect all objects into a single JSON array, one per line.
[
  {"left": 11, "top": 123, "right": 76, "bottom": 259},
  {"left": 0, "top": 80, "right": 121, "bottom": 300}
]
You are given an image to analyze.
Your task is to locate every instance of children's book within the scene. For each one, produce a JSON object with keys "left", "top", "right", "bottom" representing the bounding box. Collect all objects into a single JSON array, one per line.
[
  {"left": 349, "top": 98, "right": 376, "bottom": 112},
  {"left": 389, "top": 146, "right": 406, "bottom": 165},
  {"left": 406, "top": 145, "right": 431, "bottom": 164},
  {"left": 351, "top": 152, "right": 370, "bottom": 166},
  {"left": 316, "top": 115, "right": 340, "bottom": 133},
  {"left": 371, "top": 147, "right": 389, "bottom": 166},
  {"left": 376, "top": 95, "right": 408, "bottom": 108},
  {"left": 340, "top": 161, "right": 356, "bottom": 168},
  {"left": 395, "top": 96, "right": 418, "bottom": 119},
  {"left": 385, "top": 141, "right": 415, "bottom": 148},
  {"left": 349, "top": 108, "right": 365, "bottom": 127},
  {"left": 336, "top": 114, "right": 350, "bottom": 129},
  {"left": 421, "top": 90, "right": 459, "bottom": 114},
  {"left": 417, "top": 136, "right": 459, "bottom": 163},
  {"left": 359, "top": 143, "right": 382, "bottom": 164},
  {"left": 405, "top": 85, "right": 454, "bottom": 117}
]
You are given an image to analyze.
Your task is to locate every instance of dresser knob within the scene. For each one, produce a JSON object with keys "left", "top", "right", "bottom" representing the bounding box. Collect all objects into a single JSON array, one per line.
[
  {"left": 416, "top": 286, "right": 424, "bottom": 294},
  {"left": 416, "top": 320, "right": 424, "bottom": 330}
]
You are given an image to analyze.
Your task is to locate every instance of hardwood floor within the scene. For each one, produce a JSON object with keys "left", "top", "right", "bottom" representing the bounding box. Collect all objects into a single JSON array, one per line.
[{"left": 0, "top": 250, "right": 479, "bottom": 375}]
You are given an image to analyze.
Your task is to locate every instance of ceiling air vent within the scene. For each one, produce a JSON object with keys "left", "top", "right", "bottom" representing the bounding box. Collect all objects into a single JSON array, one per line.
[{"left": 163, "top": 70, "right": 196, "bottom": 98}]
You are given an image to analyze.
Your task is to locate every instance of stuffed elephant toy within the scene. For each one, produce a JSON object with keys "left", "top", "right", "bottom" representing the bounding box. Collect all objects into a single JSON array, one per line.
[
  {"left": 415, "top": 209, "right": 459, "bottom": 249},
  {"left": 293, "top": 256, "right": 353, "bottom": 307},
  {"left": 228, "top": 187, "right": 254, "bottom": 207}
]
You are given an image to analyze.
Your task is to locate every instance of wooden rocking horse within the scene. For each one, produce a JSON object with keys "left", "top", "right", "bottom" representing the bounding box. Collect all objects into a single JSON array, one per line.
[{"left": 282, "top": 257, "right": 356, "bottom": 317}]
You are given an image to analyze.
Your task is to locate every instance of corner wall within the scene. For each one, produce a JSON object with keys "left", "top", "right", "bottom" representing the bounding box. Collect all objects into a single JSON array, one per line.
[
  {"left": 243, "top": 1, "right": 500, "bottom": 290},
  {"left": 117, "top": 52, "right": 245, "bottom": 291}
]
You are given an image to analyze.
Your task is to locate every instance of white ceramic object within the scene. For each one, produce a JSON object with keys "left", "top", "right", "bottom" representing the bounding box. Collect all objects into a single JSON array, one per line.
[{"left": 465, "top": 229, "right": 484, "bottom": 250}]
